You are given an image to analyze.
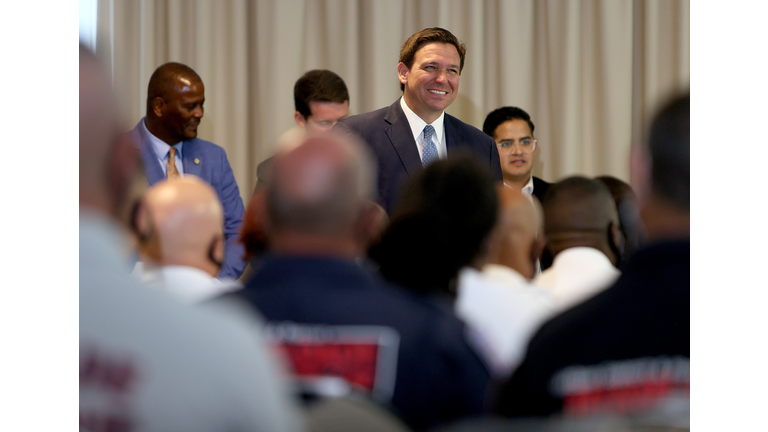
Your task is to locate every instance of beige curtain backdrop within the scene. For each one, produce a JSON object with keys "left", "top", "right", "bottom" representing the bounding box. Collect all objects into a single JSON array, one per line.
[{"left": 94, "top": 0, "right": 689, "bottom": 204}]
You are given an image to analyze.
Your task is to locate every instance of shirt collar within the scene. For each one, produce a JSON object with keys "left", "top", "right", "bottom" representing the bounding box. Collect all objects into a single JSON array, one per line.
[
  {"left": 142, "top": 118, "right": 183, "bottom": 160},
  {"left": 522, "top": 175, "right": 534, "bottom": 195},
  {"left": 503, "top": 175, "right": 535, "bottom": 196},
  {"left": 141, "top": 265, "right": 242, "bottom": 304},
  {"left": 480, "top": 263, "right": 529, "bottom": 286},
  {"left": 400, "top": 96, "right": 445, "bottom": 148}
]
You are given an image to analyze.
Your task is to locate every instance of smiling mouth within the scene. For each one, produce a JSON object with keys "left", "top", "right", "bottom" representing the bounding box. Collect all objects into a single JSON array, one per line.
[{"left": 428, "top": 90, "right": 447, "bottom": 95}]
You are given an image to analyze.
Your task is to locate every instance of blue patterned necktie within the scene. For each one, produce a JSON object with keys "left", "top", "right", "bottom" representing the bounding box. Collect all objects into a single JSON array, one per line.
[{"left": 422, "top": 124, "right": 438, "bottom": 167}]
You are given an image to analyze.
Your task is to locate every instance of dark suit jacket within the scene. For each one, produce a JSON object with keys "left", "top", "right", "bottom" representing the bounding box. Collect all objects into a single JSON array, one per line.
[
  {"left": 532, "top": 176, "right": 551, "bottom": 204},
  {"left": 131, "top": 119, "right": 246, "bottom": 280},
  {"left": 334, "top": 99, "right": 503, "bottom": 212},
  {"left": 531, "top": 176, "right": 553, "bottom": 271}
]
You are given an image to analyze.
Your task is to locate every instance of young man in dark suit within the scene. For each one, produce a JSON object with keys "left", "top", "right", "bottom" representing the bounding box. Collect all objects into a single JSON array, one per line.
[
  {"left": 482, "top": 106, "right": 551, "bottom": 204},
  {"left": 334, "top": 27, "right": 502, "bottom": 212}
]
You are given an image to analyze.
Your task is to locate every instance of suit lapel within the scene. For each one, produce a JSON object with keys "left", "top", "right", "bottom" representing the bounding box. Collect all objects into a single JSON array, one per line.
[
  {"left": 443, "top": 114, "right": 461, "bottom": 153},
  {"left": 384, "top": 100, "right": 422, "bottom": 177},
  {"left": 181, "top": 140, "right": 202, "bottom": 178}
]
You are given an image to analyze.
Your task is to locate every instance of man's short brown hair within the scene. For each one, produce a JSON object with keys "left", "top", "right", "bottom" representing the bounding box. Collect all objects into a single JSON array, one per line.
[{"left": 398, "top": 27, "right": 467, "bottom": 92}]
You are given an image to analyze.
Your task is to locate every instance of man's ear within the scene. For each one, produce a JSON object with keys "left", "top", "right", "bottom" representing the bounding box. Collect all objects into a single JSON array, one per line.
[
  {"left": 355, "top": 201, "right": 389, "bottom": 252},
  {"left": 608, "top": 221, "right": 624, "bottom": 266},
  {"left": 294, "top": 111, "right": 307, "bottom": 128},
  {"left": 397, "top": 62, "right": 409, "bottom": 86},
  {"left": 531, "top": 234, "right": 547, "bottom": 273},
  {"left": 131, "top": 199, "right": 151, "bottom": 244},
  {"left": 212, "top": 235, "right": 225, "bottom": 264},
  {"left": 151, "top": 97, "right": 166, "bottom": 118},
  {"left": 136, "top": 204, "right": 162, "bottom": 262}
]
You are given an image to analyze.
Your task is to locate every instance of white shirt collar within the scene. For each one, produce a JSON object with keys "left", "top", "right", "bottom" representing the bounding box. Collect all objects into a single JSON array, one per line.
[
  {"left": 479, "top": 263, "right": 529, "bottom": 286},
  {"left": 533, "top": 247, "right": 620, "bottom": 310},
  {"left": 503, "top": 175, "right": 534, "bottom": 196},
  {"left": 400, "top": 96, "right": 446, "bottom": 160},
  {"left": 141, "top": 265, "right": 242, "bottom": 304}
]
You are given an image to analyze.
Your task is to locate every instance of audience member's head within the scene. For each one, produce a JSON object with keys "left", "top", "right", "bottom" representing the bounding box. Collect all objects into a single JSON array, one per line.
[
  {"left": 80, "top": 44, "right": 140, "bottom": 220},
  {"left": 595, "top": 175, "right": 645, "bottom": 260},
  {"left": 135, "top": 176, "right": 225, "bottom": 277},
  {"left": 240, "top": 188, "right": 270, "bottom": 262},
  {"left": 543, "top": 176, "right": 623, "bottom": 267},
  {"left": 397, "top": 27, "right": 466, "bottom": 123},
  {"left": 370, "top": 153, "right": 498, "bottom": 296},
  {"left": 144, "top": 62, "right": 205, "bottom": 145},
  {"left": 631, "top": 93, "right": 690, "bottom": 240},
  {"left": 294, "top": 69, "right": 350, "bottom": 135},
  {"left": 483, "top": 186, "right": 545, "bottom": 280},
  {"left": 265, "top": 131, "right": 378, "bottom": 258},
  {"left": 360, "top": 201, "right": 390, "bottom": 253},
  {"left": 483, "top": 106, "right": 538, "bottom": 188}
]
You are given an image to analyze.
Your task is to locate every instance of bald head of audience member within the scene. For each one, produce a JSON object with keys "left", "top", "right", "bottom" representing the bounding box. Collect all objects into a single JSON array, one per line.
[
  {"left": 543, "top": 176, "right": 623, "bottom": 267},
  {"left": 136, "top": 176, "right": 226, "bottom": 277},
  {"left": 144, "top": 62, "right": 205, "bottom": 145},
  {"left": 265, "top": 132, "right": 379, "bottom": 258},
  {"left": 483, "top": 186, "right": 545, "bottom": 280},
  {"left": 80, "top": 44, "right": 140, "bottom": 219},
  {"left": 632, "top": 93, "right": 690, "bottom": 240}
]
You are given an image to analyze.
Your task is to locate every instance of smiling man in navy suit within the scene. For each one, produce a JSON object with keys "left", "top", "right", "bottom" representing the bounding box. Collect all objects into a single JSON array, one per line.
[
  {"left": 334, "top": 27, "right": 502, "bottom": 212},
  {"left": 130, "top": 63, "right": 245, "bottom": 280}
]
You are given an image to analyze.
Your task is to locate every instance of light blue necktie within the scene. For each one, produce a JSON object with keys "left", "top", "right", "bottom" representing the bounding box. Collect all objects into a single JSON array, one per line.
[{"left": 422, "top": 125, "right": 438, "bottom": 167}]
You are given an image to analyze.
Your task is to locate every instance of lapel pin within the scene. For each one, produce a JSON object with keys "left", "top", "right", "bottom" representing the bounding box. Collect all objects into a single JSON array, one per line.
[{"left": 194, "top": 158, "right": 200, "bottom": 164}]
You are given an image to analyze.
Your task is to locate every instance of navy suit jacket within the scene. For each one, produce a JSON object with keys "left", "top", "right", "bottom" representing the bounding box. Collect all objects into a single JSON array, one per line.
[
  {"left": 131, "top": 119, "right": 246, "bottom": 280},
  {"left": 334, "top": 99, "right": 503, "bottom": 212}
]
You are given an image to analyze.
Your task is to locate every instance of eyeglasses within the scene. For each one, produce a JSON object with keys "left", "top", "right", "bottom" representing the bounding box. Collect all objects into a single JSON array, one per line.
[{"left": 496, "top": 138, "right": 537, "bottom": 153}]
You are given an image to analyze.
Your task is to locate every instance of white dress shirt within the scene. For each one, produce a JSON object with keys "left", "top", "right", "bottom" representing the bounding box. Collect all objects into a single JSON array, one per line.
[
  {"left": 138, "top": 265, "right": 242, "bottom": 304},
  {"left": 534, "top": 247, "right": 621, "bottom": 311},
  {"left": 400, "top": 96, "right": 447, "bottom": 162},
  {"left": 455, "top": 265, "right": 556, "bottom": 377}
]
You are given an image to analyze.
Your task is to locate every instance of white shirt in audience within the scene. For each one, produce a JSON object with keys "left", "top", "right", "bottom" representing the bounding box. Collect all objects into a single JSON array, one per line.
[
  {"left": 455, "top": 265, "right": 556, "bottom": 378},
  {"left": 137, "top": 264, "right": 242, "bottom": 304},
  {"left": 534, "top": 247, "right": 620, "bottom": 311}
]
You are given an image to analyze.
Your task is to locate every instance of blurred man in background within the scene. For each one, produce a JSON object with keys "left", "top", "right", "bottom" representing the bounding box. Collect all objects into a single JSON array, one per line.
[
  {"left": 80, "top": 43, "right": 302, "bottom": 432},
  {"left": 254, "top": 69, "right": 350, "bottom": 193}
]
